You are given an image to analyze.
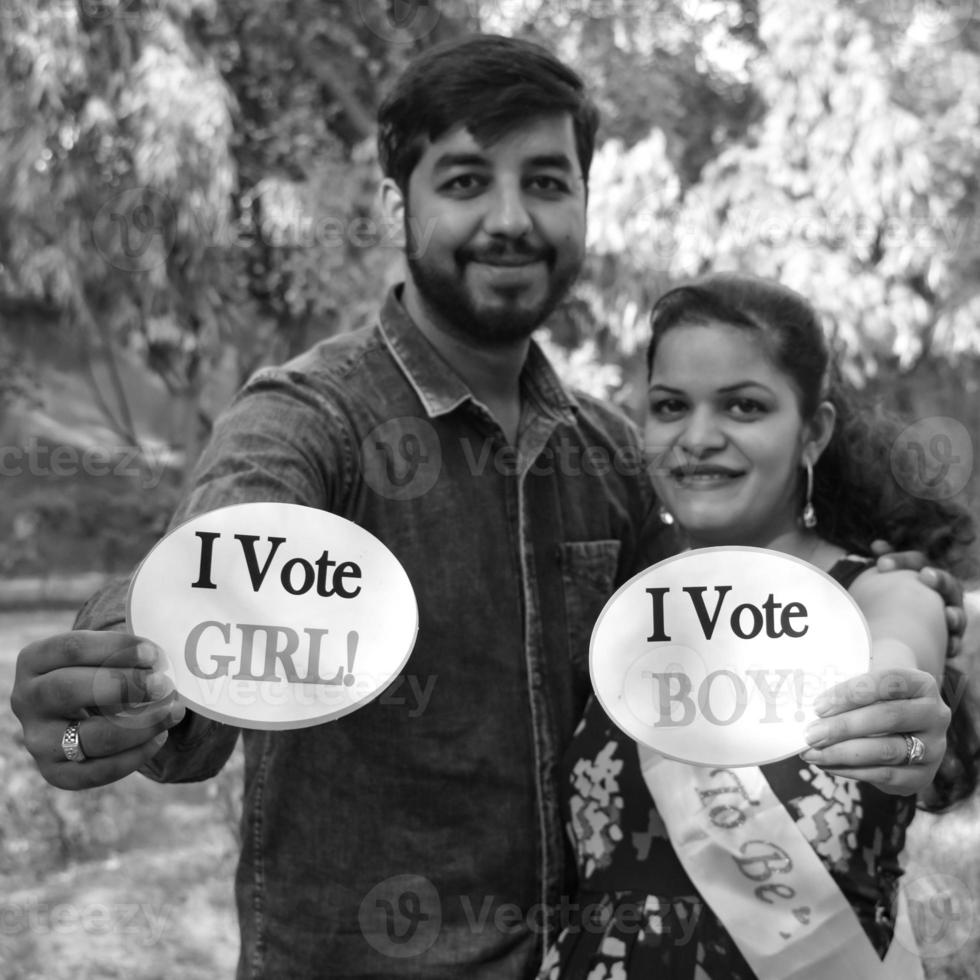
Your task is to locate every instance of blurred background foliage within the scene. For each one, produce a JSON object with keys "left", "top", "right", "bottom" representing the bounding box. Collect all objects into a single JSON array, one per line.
[{"left": 0, "top": 0, "right": 978, "bottom": 574}]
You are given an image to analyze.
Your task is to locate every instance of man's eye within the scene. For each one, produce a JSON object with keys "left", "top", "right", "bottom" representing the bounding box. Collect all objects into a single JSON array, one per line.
[
  {"left": 529, "top": 175, "right": 570, "bottom": 194},
  {"left": 441, "top": 174, "right": 485, "bottom": 194}
]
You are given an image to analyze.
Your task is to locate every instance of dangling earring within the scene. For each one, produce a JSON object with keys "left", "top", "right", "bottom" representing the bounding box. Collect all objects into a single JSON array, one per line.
[
  {"left": 801, "top": 459, "right": 817, "bottom": 529},
  {"left": 658, "top": 504, "right": 675, "bottom": 526}
]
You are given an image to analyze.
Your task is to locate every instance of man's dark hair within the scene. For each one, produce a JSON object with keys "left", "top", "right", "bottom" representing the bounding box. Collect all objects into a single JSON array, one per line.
[{"left": 377, "top": 34, "right": 600, "bottom": 193}]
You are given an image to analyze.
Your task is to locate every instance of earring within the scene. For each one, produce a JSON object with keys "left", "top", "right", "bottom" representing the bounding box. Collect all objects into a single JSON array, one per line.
[
  {"left": 801, "top": 459, "right": 817, "bottom": 529},
  {"left": 658, "top": 504, "right": 675, "bottom": 526}
]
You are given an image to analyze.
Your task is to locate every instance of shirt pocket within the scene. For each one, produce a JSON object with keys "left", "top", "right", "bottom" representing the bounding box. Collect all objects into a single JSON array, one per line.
[{"left": 557, "top": 539, "right": 622, "bottom": 673}]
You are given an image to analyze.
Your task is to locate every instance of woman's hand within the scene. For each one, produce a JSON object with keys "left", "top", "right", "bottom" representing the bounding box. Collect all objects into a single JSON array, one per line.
[{"left": 799, "top": 666, "right": 950, "bottom": 796}]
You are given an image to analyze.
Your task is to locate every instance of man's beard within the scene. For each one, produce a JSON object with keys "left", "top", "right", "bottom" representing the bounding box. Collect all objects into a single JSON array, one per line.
[{"left": 405, "top": 223, "right": 581, "bottom": 347}]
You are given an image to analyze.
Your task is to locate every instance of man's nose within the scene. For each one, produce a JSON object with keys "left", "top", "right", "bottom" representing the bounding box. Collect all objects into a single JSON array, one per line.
[{"left": 482, "top": 183, "right": 533, "bottom": 238}]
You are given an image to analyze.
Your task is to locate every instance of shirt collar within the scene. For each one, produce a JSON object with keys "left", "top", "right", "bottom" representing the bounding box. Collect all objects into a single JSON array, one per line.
[{"left": 378, "top": 285, "right": 580, "bottom": 424}]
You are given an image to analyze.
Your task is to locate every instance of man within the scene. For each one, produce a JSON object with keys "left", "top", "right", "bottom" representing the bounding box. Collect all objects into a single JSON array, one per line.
[{"left": 10, "top": 34, "right": 962, "bottom": 980}]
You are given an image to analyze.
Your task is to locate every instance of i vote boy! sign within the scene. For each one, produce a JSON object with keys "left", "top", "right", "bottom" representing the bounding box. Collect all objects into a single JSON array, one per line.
[
  {"left": 591, "top": 548, "right": 870, "bottom": 767},
  {"left": 127, "top": 502, "right": 419, "bottom": 730}
]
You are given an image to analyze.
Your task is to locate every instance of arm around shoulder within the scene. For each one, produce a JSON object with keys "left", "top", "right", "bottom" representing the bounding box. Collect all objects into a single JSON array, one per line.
[{"left": 849, "top": 567, "right": 947, "bottom": 685}]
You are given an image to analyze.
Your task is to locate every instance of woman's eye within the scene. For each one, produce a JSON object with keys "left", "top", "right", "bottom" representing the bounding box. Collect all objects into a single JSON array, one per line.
[
  {"left": 649, "top": 398, "right": 686, "bottom": 419},
  {"left": 728, "top": 398, "right": 767, "bottom": 419}
]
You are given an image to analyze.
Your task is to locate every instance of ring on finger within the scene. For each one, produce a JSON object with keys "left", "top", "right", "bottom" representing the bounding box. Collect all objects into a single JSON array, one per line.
[
  {"left": 61, "top": 720, "right": 87, "bottom": 763},
  {"left": 902, "top": 733, "right": 926, "bottom": 766}
]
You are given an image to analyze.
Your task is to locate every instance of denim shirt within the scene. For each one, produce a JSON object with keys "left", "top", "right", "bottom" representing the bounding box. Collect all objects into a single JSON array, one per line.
[{"left": 76, "top": 288, "right": 673, "bottom": 979}]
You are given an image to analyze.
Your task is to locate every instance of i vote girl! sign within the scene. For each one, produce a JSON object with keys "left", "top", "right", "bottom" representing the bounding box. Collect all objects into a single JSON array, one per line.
[{"left": 127, "top": 502, "right": 418, "bottom": 730}]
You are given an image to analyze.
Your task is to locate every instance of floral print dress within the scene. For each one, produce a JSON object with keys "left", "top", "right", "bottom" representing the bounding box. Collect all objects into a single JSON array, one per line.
[{"left": 539, "top": 559, "right": 917, "bottom": 980}]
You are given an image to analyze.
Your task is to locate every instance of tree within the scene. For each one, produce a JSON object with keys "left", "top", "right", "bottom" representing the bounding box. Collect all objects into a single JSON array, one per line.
[{"left": 0, "top": 0, "right": 476, "bottom": 466}]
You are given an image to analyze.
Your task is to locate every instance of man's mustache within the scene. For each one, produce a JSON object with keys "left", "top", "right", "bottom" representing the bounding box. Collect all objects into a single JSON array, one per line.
[{"left": 459, "top": 242, "right": 553, "bottom": 264}]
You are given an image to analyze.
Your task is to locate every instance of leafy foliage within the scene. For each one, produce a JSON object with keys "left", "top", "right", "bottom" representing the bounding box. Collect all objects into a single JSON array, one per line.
[{"left": 1, "top": 0, "right": 978, "bottom": 459}]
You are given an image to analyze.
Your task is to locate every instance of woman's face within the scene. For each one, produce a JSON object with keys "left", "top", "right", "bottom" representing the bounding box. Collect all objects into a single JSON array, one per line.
[{"left": 646, "top": 319, "right": 815, "bottom": 548}]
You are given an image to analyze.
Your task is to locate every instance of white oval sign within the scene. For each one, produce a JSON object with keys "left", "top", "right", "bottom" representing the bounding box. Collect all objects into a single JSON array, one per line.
[
  {"left": 590, "top": 547, "right": 870, "bottom": 767},
  {"left": 127, "top": 502, "right": 419, "bottom": 730}
]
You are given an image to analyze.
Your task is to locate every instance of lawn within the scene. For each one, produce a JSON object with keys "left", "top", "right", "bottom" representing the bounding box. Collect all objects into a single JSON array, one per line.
[
  {"left": 2, "top": 611, "right": 978, "bottom": 978},
  {"left": 1, "top": 611, "right": 240, "bottom": 979}
]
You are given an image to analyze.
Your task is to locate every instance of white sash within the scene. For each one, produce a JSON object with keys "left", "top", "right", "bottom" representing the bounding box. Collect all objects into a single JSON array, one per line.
[{"left": 638, "top": 746, "right": 923, "bottom": 979}]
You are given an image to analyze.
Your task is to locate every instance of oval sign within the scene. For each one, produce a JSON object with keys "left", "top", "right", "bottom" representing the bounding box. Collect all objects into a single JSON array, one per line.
[
  {"left": 127, "top": 502, "right": 419, "bottom": 730},
  {"left": 590, "top": 547, "right": 870, "bottom": 767}
]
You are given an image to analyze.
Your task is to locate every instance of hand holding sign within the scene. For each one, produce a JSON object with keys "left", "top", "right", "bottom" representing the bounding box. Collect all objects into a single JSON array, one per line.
[
  {"left": 591, "top": 548, "right": 871, "bottom": 767},
  {"left": 127, "top": 503, "right": 419, "bottom": 730}
]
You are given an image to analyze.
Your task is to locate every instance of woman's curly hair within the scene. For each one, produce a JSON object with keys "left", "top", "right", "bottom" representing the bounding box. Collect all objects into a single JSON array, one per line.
[{"left": 647, "top": 272, "right": 978, "bottom": 809}]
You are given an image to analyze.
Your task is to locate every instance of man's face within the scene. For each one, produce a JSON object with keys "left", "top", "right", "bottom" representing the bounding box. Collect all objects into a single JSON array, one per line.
[{"left": 391, "top": 113, "right": 587, "bottom": 347}]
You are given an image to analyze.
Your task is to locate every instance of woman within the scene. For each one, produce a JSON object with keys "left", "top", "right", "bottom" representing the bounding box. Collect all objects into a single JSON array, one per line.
[{"left": 539, "top": 273, "right": 978, "bottom": 979}]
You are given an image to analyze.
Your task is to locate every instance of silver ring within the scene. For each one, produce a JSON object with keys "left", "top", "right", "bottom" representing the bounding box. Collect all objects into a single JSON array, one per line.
[
  {"left": 61, "top": 720, "right": 87, "bottom": 763},
  {"left": 902, "top": 733, "right": 926, "bottom": 766}
]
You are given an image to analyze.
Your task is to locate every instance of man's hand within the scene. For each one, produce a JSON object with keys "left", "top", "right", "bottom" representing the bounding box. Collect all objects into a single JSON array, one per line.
[
  {"left": 10, "top": 631, "right": 185, "bottom": 790},
  {"left": 871, "top": 539, "right": 965, "bottom": 657},
  {"left": 799, "top": 667, "right": 950, "bottom": 796}
]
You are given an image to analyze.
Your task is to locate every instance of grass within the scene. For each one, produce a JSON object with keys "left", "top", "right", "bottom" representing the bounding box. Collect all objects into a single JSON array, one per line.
[
  {"left": 2, "top": 610, "right": 979, "bottom": 978},
  {"left": 1, "top": 610, "right": 240, "bottom": 979}
]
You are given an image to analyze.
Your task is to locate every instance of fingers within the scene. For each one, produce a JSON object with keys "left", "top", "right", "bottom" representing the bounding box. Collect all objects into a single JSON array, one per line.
[
  {"left": 800, "top": 733, "right": 942, "bottom": 796},
  {"left": 801, "top": 731, "right": 939, "bottom": 767},
  {"left": 16, "top": 631, "right": 158, "bottom": 677},
  {"left": 813, "top": 668, "right": 939, "bottom": 717},
  {"left": 918, "top": 567, "right": 964, "bottom": 616},
  {"left": 875, "top": 549, "right": 927, "bottom": 572},
  {"left": 945, "top": 607, "right": 965, "bottom": 659},
  {"left": 28, "top": 664, "right": 175, "bottom": 716},
  {"left": 801, "top": 729, "right": 944, "bottom": 795},
  {"left": 801, "top": 665, "right": 950, "bottom": 796},
  {"left": 27, "top": 698, "right": 187, "bottom": 790},
  {"left": 46, "top": 730, "right": 173, "bottom": 791},
  {"left": 29, "top": 697, "right": 185, "bottom": 764},
  {"left": 805, "top": 698, "right": 948, "bottom": 749},
  {"left": 12, "top": 633, "right": 168, "bottom": 723},
  {"left": 10, "top": 631, "right": 181, "bottom": 791}
]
